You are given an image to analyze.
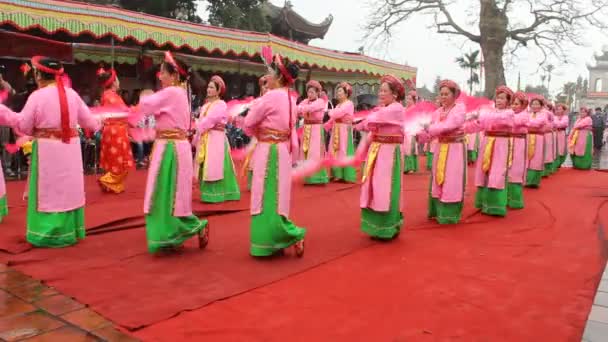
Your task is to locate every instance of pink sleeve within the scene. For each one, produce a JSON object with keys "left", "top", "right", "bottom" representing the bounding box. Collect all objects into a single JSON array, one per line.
[
  {"left": 298, "top": 99, "right": 325, "bottom": 114},
  {"left": 244, "top": 95, "right": 269, "bottom": 136},
  {"left": 574, "top": 117, "right": 592, "bottom": 129},
  {"left": 197, "top": 101, "right": 227, "bottom": 133},
  {"left": 528, "top": 113, "right": 546, "bottom": 129},
  {"left": 139, "top": 88, "right": 171, "bottom": 118},
  {"left": 15, "top": 93, "right": 40, "bottom": 136},
  {"left": 463, "top": 119, "right": 481, "bottom": 133},
  {"left": 0, "top": 104, "right": 19, "bottom": 128},
  {"left": 514, "top": 113, "right": 529, "bottom": 126},
  {"left": 428, "top": 104, "right": 465, "bottom": 136},
  {"left": 77, "top": 98, "right": 101, "bottom": 132},
  {"left": 366, "top": 104, "right": 402, "bottom": 126}
]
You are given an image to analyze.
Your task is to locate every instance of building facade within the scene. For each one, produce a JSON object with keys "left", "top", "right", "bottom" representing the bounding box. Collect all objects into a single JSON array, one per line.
[{"left": 582, "top": 46, "right": 608, "bottom": 110}]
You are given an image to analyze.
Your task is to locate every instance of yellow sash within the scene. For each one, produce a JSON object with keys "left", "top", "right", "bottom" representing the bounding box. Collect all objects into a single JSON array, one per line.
[
  {"left": 331, "top": 123, "right": 341, "bottom": 157},
  {"left": 482, "top": 137, "right": 495, "bottom": 172},
  {"left": 435, "top": 143, "right": 449, "bottom": 185},
  {"left": 302, "top": 122, "right": 312, "bottom": 158},
  {"left": 569, "top": 129, "right": 579, "bottom": 151},
  {"left": 195, "top": 101, "right": 218, "bottom": 170},
  {"left": 507, "top": 137, "right": 513, "bottom": 168},
  {"left": 527, "top": 112, "right": 537, "bottom": 161},
  {"left": 241, "top": 140, "right": 258, "bottom": 176},
  {"left": 362, "top": 142, "right": 381, "bottom": 183}
]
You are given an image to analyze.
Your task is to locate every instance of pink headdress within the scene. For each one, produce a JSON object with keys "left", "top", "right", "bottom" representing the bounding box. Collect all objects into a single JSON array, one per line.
[
  {"left": 210, "top": 75, "right": 226, "bottom": 96},
  {"left": 337, "top": 82, "right": 353, "bottom": 97},
  {"left": 439, "top": 79, "right": 461, "bottom": 98},
  {"left": 380, "top": 74, "right": 405, "bottom": 101},
  {"left": 495, "top": 85, "right": 514, "bottom": 103},
  {"left": 306, "top": 80, "right": 322, "bottom": 93}
]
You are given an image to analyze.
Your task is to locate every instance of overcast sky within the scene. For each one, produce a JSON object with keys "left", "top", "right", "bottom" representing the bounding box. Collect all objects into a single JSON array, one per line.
[{"left": 197, "top": 0, "right": 606, "bottom": 96}]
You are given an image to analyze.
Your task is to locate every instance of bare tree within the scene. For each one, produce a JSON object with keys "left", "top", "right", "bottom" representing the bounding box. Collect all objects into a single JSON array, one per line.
[{"left": 364, "top": 0, "right": 608, "bottom": 97}]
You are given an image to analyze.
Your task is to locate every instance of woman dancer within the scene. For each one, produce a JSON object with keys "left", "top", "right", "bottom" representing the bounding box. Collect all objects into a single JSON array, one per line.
[
  {"left": 356, "top": 75, "right": 405, "bottom": 239},
  {"left": 525, "top": 97, "right": 548, "bottom": 188},
  {"left": 136, "top": 52, "right": 208, "bottom": 253},
  {"left": 325, "top": 82, "right": 357, "bottom": 183},
  {"left": 194, "top": 75, "right": 240, "bottom": 203},
  {"left": 569, "top": 107, "right": 593, "bottom": 170},
  {"left": 403, "top": 91, "right": 419, "bottom": 174},
  {"left": 246, "top": 75, "right": 272, "bottom": 190},
  {"left": 423, "top": 80, "right": 467, "bottom": 224},
  {"left": 97, "top": 68, "right": 135, "bottom": 193},
  {"left": 244, "top": 55, "right": 305, "bottom": 257},
  {"left": 297, "top": 80, "right": 329, "bottom": 185},
  {"left": 0, "top": 56, "right": 100, "bottom": 247},
  {"left": 473, "top": 86, "right": 514, "bottom": 217},
  {"left": 507, "top": 91, "right": 529, "bottom": 209},
  {"left": 554, "top": 103, "right": 569, "bottom": 168},
  {"left": 543, "top": 105, "right": 556, "bottom": 177}
]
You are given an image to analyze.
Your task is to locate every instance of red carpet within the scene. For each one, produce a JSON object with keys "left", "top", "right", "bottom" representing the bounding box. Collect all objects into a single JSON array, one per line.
[{"left": 2, "top": 162, "right": 607, "bottom": 340}]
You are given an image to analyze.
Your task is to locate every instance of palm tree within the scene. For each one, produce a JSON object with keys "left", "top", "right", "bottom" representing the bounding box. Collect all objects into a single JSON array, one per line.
[
  {"left": 562, "top": 82, "right": 576, "bottom": 108},
  {"left": 455, "top": 51, "right": 481, "bottom": 94}
]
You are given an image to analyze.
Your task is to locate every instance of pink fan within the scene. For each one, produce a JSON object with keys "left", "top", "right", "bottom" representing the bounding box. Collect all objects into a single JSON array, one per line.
[
  {"left": 0, "top": 90, "right": 7, "bottom": 104},
  {"left": 226, "top": 97, "right": 255, "bottom": 118},
  {"left": 353, "top": 108, "right": 374, "bottom": 123},
  {"left": 403, "top": 101, "right": 438, "bottom": 135},
  {"left": 261, "top": 45, "right": 273, "bottom": 67},
  {"left": 292, "top": 159, "right": 328, "bottom": 183},
  {"left": 4, "top": 144, "right": 19, "bottom": 154}
]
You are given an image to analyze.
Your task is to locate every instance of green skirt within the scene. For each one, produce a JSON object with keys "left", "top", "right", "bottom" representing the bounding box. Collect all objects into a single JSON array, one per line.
[
  {"left": 250, "top": 144, "right": 306, "bottom": 256},
  {"left": 507, "top": 182, "right": 524, "bottom": 209},
  {"left": 474, "top": 186, "right": 508, "bottom": 217},
  {"left": 426, "top": 152, "right": 433, "bottom": 171},
  {"left": 428, "top": 197, "right": 463, "bottom": 225},
  {"left": 467, "top": 150, "right": 478, "bottom": 163},
  {"left": 26, "top": 141, "right": 85, "bottom": 248},
  {"left": 304, "top": 126, "right": 329, "bottom": 185},
  {"left": 403, "top": 155, "right": 419, "bottom": 173},
  {"left": 0, "top": 195, "right": 8, "bottom": 223},
  {"left": 558, "top": 154, "right": 567, "bottom": 167},
  {"left": 542, "top": 162, "right": 553, "bottom": 177},
  {"left": 146, "top": 141, "right": 207, "bottom": 254},
  {"left": 525, "top": 169, "right": 542, "bottom": 188},
  {"left": 200, "top": 141, "right": 241, "bottom": 203},
  {"left": 361, "top": 147, "right": 403, "bottom": 239},
  {"left": 571, "top": 134, "right": 593, "bottom": 170},
  {"left": 331, "top": 126, "right": 357, "bottom": 183}
]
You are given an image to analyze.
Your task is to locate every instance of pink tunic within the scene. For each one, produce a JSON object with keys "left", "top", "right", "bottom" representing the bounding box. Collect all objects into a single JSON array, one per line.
[
  {"left": 359, "top": 102, "right": 404, "bottom": 211},
  {"left": 555, "top": 115, "right": 569, "bottom": 156},
  {"left": 509, "top": 110, "right": 529, "bottom": 184},
  {"left": 543, "top": 111, "right": 555, "bottom": 164},
  {"left": 297, "top": 98, "right": 326, "bottom": 162},
  {"left": 140, "top": 86, "right": 194, "bottom": 217},
  {"left": 427, "top": 103, "right": 466, "bottom": 203},
  {"left": 0, "top": 86, "right": 100, "bottom": 212},
  {"left": 0, "top": 111, "right": 20, "bottom": 199},
  {"left": 474, "top": 109, "right": 514, "bottom": 189},
  {"left": 194, "top": 100, "right": 229, "bottom": 181},
  {"left": 570, "top": 116, "right": 592, "bottom": 156},
  {"left": 527, "top": 111, "right": 547, "bottom": 171},
  {"left": 326, "top": 100, "right": 354, "bottom": 158},
  {"left": 244, "top": 88, "right": 298, "bottom": 217}
]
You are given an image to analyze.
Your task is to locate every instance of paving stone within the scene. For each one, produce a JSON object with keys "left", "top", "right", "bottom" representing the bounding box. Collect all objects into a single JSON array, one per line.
[
  {"left": 0, "top": 291, "right": 36, "bottom": 317},
  {"left": 9, "top": 283, "right": 58, "bottom": 303},
  {"left": 595, "top": 292, "right": 608, "bottom": 308},
  {"left": 34, "top": 295, "right": 84, "bottom": 316},
  {"left": 589, "top": 305, "right": 608, "bottom": 324},
  {"left": 0, "top": 311, "right": 64, "bottom": 341},
  {"left": 583, "top": 320, "right": 608, "bottom": 342},
  {"left": 61, "top": 308, "right": 112, "bottom": 331},
  {"left": 22, "top": 326, "right": 100, "bottom": 341},
  {"left": 599, "top": 280, "right": 608, "bottom": 293},
  {"left": 0, "top": 271, "right": 37, "bottom": 291}
]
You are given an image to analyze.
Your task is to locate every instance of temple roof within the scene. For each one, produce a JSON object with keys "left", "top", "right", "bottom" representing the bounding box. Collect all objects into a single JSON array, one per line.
[
  {"left": 0, "top": 0, "right": 416, "bottom": 81},
  {"left": 263, "top": 1, "right": 333, "bottom": 44}
]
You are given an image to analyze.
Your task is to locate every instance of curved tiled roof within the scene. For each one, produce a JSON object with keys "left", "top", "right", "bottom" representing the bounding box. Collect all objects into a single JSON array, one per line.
[{"left": 0, "top": 0, "right": 416, "bottom": 81}]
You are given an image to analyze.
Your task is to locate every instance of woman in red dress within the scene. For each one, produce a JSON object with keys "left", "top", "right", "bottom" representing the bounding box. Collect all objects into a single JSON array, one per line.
[{"left": 97, "top": 68, "right": 134, "bottom": 193}]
